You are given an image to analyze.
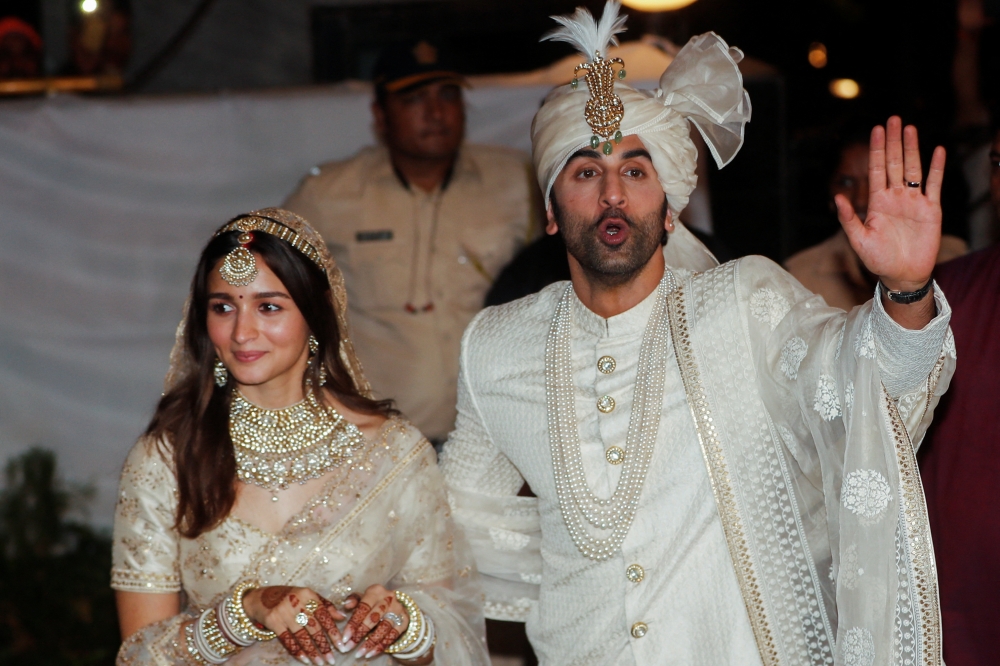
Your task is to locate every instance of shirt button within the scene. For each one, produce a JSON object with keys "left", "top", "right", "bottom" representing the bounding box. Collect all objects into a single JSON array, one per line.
[
  {"left": 597, "top": 395, "right": 616, "bottom": 413},
  {"left": 626, "top": 563, "right": 644, "bottom": 583},
  {"left": 606, "top": 446, "right": 625, "bottom": 465},
  {"left": 597, "top": 355, "right": 616, "bottom": 374},
  {"left": 631, "top": 622, "right": 648, "bottom": 638}
]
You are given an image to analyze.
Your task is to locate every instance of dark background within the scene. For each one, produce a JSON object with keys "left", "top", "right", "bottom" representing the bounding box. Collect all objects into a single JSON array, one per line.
[{"left": 8, "top": 0, "right": 999, "bottom": 259}]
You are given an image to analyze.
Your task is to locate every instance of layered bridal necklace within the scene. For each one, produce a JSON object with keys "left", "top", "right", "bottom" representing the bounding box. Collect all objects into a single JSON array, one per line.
[
  {"left": 230, "top": 389, "right": 365, "bottom": 500},
  {"left": 545, "top": 272, "right": 676, "bottom": 560}
]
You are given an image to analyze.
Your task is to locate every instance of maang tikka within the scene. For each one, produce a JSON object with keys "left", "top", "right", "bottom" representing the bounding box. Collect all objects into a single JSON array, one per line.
[{"left": 219, "top": 230, "right": 258, "bottom": 287}]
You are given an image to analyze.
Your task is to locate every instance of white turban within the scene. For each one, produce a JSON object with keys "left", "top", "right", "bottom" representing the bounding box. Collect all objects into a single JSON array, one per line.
[{"left": 531, "top": 5, "right": 751, "bottom": 270}]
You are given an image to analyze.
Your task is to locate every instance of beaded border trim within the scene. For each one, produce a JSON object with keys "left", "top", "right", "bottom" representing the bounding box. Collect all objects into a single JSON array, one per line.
[
  {"left": 882, "top": 386, "right": 942, "bottom": 666},
  {"left": 665, "top": 281, "right": 779, "bottom": 666}
]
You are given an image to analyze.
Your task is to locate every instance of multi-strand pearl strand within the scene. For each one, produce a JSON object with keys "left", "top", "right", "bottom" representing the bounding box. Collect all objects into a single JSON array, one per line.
[
  {"left": 230, "top": 389, "right": 365, "bottom": 490},
  {"left": 545, "top": 273, "right": 675, "bottom": 560}
]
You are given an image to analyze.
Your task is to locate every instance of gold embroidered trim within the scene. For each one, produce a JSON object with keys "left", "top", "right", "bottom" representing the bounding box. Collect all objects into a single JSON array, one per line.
[
  {"left": 666, "top": 282, "right": 779, "bottom": 666},
  {"left": 111, "top": 567, "right": 182, "bottom": 593},
  {"left": 883, "top": 388, "right": 943, "bottom": 666}
]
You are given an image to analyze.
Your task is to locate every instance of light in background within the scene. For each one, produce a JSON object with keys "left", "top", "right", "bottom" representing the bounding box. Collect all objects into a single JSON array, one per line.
[
  {"left": 621, "top": 0, "right": 699, "bottom": 11},
  {"left": 829, "top": 78, "right": 860, "bottom": 99},
  {"left": 808, "top": 42, "right": 827, "bottom": 68},
  {"left": 80, "top": 0, "right": 98, "bottom": 14}
]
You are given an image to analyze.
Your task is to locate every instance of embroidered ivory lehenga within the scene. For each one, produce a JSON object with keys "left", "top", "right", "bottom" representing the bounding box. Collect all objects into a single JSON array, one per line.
[{"left": 111, "top": 210, "right": 487, "bottom": 666}]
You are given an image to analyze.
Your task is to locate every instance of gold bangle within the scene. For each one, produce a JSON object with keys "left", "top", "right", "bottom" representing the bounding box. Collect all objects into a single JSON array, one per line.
[
  {"left": 384, "top": 591, "right": 423, "bottom": 655},
  {"left": 229, "top": 581, "right": 276, "bottom": 642},
  {"left": 201, "top": 609, "right": 238, "bottom": 658}
]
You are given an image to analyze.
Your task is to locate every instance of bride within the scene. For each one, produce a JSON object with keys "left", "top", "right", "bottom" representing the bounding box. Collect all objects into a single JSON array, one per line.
[{"left": 112, "top": 208, "right": 487, "bottom": 665}]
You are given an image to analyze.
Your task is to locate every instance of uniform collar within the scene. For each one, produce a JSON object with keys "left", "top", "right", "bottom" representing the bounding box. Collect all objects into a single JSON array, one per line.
[{"left": 376, "top": 144, "right": 481, "bottom": 192}]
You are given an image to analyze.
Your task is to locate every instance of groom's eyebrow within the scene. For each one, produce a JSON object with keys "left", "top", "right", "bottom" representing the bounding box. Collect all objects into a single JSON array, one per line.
[
  {"left": 622, "top": 148, "right": 652, "bottom": 161},
  {"left": 567, "top": 148, "right": 603, "bottom": 163}
]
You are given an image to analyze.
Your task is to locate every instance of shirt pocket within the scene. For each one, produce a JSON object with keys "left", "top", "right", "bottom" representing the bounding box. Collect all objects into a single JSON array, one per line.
[{"left": 347, "top": 230, "right": 411, "bottom": 310}]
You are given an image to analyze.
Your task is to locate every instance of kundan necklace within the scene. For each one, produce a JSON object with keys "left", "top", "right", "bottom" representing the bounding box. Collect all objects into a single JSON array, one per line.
[
  {"left": 230, "top": 389, "right": 365, "bottom": 499},
  {"left": 545, "top": 272, "right": 676, "bottom": 560}
]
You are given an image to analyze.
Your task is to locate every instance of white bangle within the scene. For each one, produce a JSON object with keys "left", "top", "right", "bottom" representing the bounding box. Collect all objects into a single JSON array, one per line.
[{"left": 393, "top": 614, "right": 435, "bottom": 661}]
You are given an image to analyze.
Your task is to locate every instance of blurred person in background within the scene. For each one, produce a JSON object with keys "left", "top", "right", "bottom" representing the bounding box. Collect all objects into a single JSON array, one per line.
[
  {"left": 917, "top": 14, "right": 1000, "bottom": 651},
  {"left": 68, "top": 0, "right": 131, "bottom": 77},
  {"left": 0, "top": 16, "right": 42, "bottom": 79},
  {"left": 786, "top": 129, "right": 967, "bottom": 310},
  {"left": 950, "top": 0, "right": 997, "bottom": 249},
  {"left": 284, "top": 40, "right": 537, "bottom": 445}
]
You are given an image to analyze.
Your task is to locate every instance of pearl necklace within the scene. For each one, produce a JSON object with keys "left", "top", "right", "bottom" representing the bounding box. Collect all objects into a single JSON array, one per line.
[
  {"left": 230, "top": 389, "right": 365, "bottom": 492},
  {"left": 545, "top": 273, "right": 675, "bottom": 560}
]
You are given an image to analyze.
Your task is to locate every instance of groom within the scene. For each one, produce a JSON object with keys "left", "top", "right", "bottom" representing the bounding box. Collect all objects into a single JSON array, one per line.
[{"left": 441, "top": 3, "right": 953, "bottom": 664}]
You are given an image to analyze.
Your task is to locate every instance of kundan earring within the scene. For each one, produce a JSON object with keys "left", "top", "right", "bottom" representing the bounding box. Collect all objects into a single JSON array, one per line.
[
  {"left": 214, "top": 358, "right": 228, "bottom": 387},
  {"left": 307, "top": 335, "right": 328, "bottom": 386}
]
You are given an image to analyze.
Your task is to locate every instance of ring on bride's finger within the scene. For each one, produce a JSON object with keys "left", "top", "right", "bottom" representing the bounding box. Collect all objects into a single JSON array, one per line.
[
  {"left": 296, "top": 612, "right": 309, "bottom": 626},
  {"left": 906, "top": 181, "right": 921, "bottom": 188},
  {"left": 383, "top": 612, "right": 404, "bottom": 627},
  {"left": 304, "top": 599, "right": 319, "bottom": 614}
]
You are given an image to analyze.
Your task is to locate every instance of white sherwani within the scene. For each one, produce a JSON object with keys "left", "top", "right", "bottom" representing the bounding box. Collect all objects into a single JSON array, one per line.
[{"left": 440, "top": 256, "right": 954, "bottom": 665}]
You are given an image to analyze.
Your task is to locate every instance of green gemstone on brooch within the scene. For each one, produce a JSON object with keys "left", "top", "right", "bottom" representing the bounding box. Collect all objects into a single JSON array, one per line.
[
  {"left": 618, "top": 68, "right": 626, "bottom": 80},
  {"left": 614, "top": 130, "right": 623, "bottom": 143},
  {"left": 603, "top": 141, "right": 613, "bottom": 155},
  {"left": 590, "top": 135, "right": 600, "bottom": 149},
  {"left": 571, "top": 78, "right": 579, "bottom": 89}
]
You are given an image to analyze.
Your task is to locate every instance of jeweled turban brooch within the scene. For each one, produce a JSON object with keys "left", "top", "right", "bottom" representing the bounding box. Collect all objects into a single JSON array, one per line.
[
  {"left": 572, "top": 51, "right": 626, "bottom": 155},
  {"left": 543, "top": 0, "right": 629, "bottom": 155}
]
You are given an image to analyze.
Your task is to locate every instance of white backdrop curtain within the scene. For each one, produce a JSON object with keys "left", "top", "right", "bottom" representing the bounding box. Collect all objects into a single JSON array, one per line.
[{"left": 0, "top": 81, "right": 551, "bottom": 526}]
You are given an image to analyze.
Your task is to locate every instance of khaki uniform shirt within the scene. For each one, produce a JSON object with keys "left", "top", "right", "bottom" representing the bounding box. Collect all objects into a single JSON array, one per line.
[{"left": 284, "top": 144, "right": 535, "bottom": 440}]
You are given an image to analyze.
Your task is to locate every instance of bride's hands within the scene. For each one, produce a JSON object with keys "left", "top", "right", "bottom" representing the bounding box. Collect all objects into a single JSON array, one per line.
[
  {"left": 243, "top": 586, "right": 344, "bottom": 665},
  {"left": 338, "top": 584, "right": 411, "bottom": 660}
]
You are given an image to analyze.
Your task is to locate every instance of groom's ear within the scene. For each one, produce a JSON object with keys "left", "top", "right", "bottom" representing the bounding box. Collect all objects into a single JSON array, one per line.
[{"left": 545, "top": 204, "right": 559, "bottom": 236}]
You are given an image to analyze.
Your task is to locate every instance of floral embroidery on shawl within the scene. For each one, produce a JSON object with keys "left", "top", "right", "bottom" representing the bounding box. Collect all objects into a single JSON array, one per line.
[
  {"left": 836, "top": 543, "right": 864, "bottom": 590},
  {"left": 844, "top": 380, "right": 855, "bottom": 418},
  {"left": 779, "top": 337, "right": 808, "bottom": 380},
  {"left": 842, "top": 627, "right": 876, "bottom": 666},
  {"left": 813, "top": 374, "right": 842, "bottom": 421},
  {"left": 841, "top": 470, "right": 892, "bottom": 523},
  {"left": 896, "top": 390, "right": 924, "bottom": 422},
  {"left": 749, "top": 287, "right": 790, "bottom": 330},
  {"left": 855, "top": 314, "right": 876, "bottom": 360}
]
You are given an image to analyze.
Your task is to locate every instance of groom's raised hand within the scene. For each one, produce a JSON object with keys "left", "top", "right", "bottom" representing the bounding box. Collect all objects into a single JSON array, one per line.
[{"left": 836, "top": 116, "right": 945, "bottom": 328}]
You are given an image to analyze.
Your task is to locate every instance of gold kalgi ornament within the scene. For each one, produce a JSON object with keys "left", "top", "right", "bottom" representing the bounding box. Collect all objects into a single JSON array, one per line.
[{"left": 573, "top": 50, "right": 627, "bottom": 155}]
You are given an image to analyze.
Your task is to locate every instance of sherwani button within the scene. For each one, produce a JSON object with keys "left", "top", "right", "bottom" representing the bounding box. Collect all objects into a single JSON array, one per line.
[
  {"left": 597, "top": 355, "right": 616, "bottom": 373},
  {"left": 630, "top": 622, "right": 648, "bottom": 638},
  {"left": 626, "top": 563, "right": 644, "bottom": 582},
  {"left": 597, "top": 395, "right": 616, "bottom": 413},
  {"left": 606, "top": 446, "right": 625, "bottom": 465}
]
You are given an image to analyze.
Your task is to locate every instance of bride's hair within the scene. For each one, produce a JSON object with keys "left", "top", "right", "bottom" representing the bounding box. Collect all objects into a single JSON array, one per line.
[{"left": 145, "top": 230, "right": 396, "bottom": 538}]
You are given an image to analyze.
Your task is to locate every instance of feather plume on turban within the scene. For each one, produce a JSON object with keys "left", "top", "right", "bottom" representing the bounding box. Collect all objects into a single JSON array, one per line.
[{"left": 532, "top": 1, "right": 751, "bottom": 271}]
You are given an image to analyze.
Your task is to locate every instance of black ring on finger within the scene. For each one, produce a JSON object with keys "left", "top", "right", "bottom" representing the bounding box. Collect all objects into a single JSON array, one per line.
[{"left": 906, "top": 181, "right": 921, "bottom": 188}]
